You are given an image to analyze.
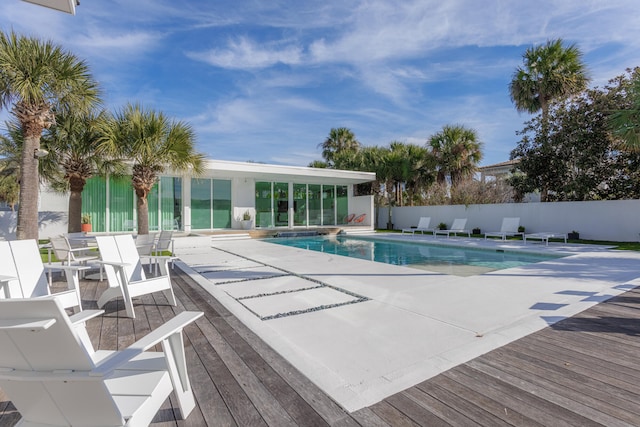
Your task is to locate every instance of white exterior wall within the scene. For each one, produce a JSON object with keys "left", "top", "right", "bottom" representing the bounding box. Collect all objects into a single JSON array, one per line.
[
  {"left": 232, "top": 177, "right": 257, "bottom": 229},
  {"left": 1, "top": 172, "right": 375, "bottom": 239},
  {"left": 349, "top": 191, "right": 374, "bottom": 227},
  {"left": 381, "top": 200, "right": 640, "bottom": 242}
]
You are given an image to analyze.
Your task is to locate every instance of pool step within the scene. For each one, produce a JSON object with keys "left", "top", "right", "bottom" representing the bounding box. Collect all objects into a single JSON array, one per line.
[
  {"left": 275, "top": 231, "right": 319, "bottom": 238},
  {"left": 210, "top": 233, "right": 251, "bottom": 241},
  {"left": 340, "top": 229, "right": 376, "bottom": 235}
]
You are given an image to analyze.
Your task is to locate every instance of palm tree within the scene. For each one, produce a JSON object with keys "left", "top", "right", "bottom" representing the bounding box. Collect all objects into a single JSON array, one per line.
[
  {"left": 319, "top": 127, "right": 361, "bottom": 167},
  {"left": 509, "top": 39, "right": 590, "bottom": 123},
  {"left": 428, "top": 124, "right": 483, "bottom": 188},
  {"left": 0, "top": 30, "right": 101, "bottom": 239},
  {"left": 397, "top": 143, "right": 436, "bottom": 206},
  {"left": 43, "top": 110, "right": 123, "bottom": 232},
  {"left": 100, "top": 103, "right": 205, "bottom": 235},
  {"left": 509, "top": 39, "right": 589, "bottom": 202}
]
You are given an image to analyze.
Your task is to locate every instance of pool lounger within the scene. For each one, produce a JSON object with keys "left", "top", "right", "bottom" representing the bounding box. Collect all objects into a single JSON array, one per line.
[{"left": 524, "top": 232, "right": 567, "bottom": 245}]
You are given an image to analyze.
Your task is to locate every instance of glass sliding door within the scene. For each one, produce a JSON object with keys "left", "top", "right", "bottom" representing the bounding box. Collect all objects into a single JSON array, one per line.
[
  {"left": 336, "top": 185, "right": 349, "bottom": 224},
  {"left": 308, "top": 184, "right": 321, "bottom": 226},
  {"left": 322, "top": 185, "right": 335, "bottom": 225},
  {"left": 191, "top": 178, "right": 212, "bottom": 229},
  {"left": 274, "top": 182, "right": 289, "bottom": 227},
  {"left": 110, "top": 176, "right": 135, "bottom": 232},
  {"left": 293, "top": 184, "right": 307, "bottom": 226},
  {"left": 83, "top": 176, "right": 107, "bottom": 232},
  {"left": 147, "top": 183, "right": 159, "bottom": 231},
  {"left": 255, "top": 181, "right": 273, "bottom": 228},
  {"left": 212, "top": 179, "right": 231, "bottom": 228},
  {"left": 160, "top": 177, "right": 181, "bottom": 230}
]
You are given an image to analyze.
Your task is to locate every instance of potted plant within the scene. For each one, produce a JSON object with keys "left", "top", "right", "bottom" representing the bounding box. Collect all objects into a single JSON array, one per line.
[
  {"left": 472, "top": 227, "right": 481, "bottom": 235},
  {"left": 518, "top": 225, "right": 525, "bottom": 233},
  {"left": 81, "top": 214, "right": 92, "bottom": 232},
  {"left": 438, "top": 222, "right": 448, "bottom": 230},
  {"left": 240, "top": 210, "right": 253, "bottom": 230},
  {"left": 568, "top": 230, "right": 580, "bottom": 240}
]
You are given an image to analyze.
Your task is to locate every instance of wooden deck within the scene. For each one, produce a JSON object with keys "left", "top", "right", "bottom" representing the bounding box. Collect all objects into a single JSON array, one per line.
[{"left": 2, "top": 270, "right": 640, "bottom": 426}]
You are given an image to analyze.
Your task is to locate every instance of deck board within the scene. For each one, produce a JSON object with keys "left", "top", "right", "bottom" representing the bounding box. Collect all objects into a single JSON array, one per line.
[{"left": 1, "top": 270, "right": 640, "bottom": 426}]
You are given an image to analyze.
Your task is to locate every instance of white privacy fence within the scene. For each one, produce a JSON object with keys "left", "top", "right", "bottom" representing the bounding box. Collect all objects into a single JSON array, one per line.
[{"left": 379, "top": 199, "right": 640, "bottom": 242}]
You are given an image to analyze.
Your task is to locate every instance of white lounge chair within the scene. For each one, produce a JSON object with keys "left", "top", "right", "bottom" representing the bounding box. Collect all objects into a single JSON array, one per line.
[
  {"left": 135, "top": 232, "right": 157, "bottom": 268},
  {"left": 0, "top": 239, "right": 88, "bottom": 312},
  {"left": 153, "top": 230, "right": 177, "bottom": 273},
  {"left": 434, "top": 218, "right": 471, "bottom": 238},
  {"left": 50, "top": 235, "right": 102, "bottom": 278},
  {"left": 0, "top": 297, "right": 203, "bottom": 426},
  {"left": 401, "top": 217, "right": 435, "bottom": 235},
  {"left": 96, "top": 234, "right": 177, "bottom": 318},
  {"left": 523, "top": 232, "right": 568, "bottom": 246},
  {"left": 484, "top": 217, "right": 523, "bottom": 241}
]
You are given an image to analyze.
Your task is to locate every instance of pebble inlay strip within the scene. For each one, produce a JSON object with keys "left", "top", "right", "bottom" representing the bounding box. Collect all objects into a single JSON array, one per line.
[{"left": 207, "top": 246, "right": 370, "bottom": 320}]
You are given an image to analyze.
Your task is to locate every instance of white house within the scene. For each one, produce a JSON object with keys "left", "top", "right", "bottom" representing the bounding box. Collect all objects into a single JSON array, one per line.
[{"left": 0, "top": 159, "right": 376, "bottom": 239}]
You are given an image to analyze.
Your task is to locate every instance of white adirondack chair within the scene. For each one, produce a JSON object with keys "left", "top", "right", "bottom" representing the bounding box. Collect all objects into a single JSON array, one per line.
[
  {"left": 96, "top": 234, "right": 177, "bottom": 318},
  {"left": 0, "top": 239, "right": 88, "bottom": 312},
  {"left": 0, "top": 297, "right": 203, "bottom": 426}
]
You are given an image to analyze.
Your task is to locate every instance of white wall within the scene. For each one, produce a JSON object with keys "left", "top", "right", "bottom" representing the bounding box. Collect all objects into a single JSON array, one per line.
[
  {"left": 349, "top": 193, "right": 374, "bottom": 227},
  {"left": 0, "top": 211, "right": 69, "bottom": 240},
  {"left": 380, "top": 200, "right": 640, "bottom": 242},
  {"left": 232, "top": 177, "right": 256, "bottom": 229}
]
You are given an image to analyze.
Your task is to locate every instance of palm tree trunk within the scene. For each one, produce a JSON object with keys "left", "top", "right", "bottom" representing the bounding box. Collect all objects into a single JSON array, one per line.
[
  {"left": 135, "top": 188, "right": 150, "bottom": 235},
  {"left": 16, "top": 134, "right": 40, "bottom": 240},
  {"left": 68, "top": 177, "right": 85, "bottom": 233}
]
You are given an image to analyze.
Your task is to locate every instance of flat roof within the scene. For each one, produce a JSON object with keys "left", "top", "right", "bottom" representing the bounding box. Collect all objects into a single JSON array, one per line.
[{"left": 201, "top": 159, "right": 376, "bottom": 185}]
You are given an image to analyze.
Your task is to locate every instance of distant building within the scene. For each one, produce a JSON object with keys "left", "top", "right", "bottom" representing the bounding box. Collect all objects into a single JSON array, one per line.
[{"left": 478, "top": 159, "right": 519, "bottom": 183}]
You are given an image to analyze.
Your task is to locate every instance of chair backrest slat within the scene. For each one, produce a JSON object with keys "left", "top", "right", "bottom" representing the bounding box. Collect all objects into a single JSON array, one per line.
[
  {"left": 156, "top": 230, "right": 174, "bottom": 252},
  {"left": 450, "top": 218, "right": 467, "bottom": 230},
  {"left": 135, "top": 233, "right": 156, "bottom": 256},
  {"left": 114, "top": 234, "right": 145, "bottom": 281},
  {"left": 0, "top": 298, "right": 123, "bottom": 425},
  {"left": 95, "top": 235, "right": 123, "bottom": 290},
  {"left": 9, "top": 240, "right": 49, "bottom": 299},
  {"left": 0, "top": 298, "right": 94, "bottom": 370},
  {"left": 50, "top": 236, "right": 72, "bottom": 263},
  {"left": 416, "top": 217, "right": 431, "bottom": 229},
  {"left": 0, "top": 241, "right": 21, "bottom": 298},
  {"left": 501, "top": 217, "right": 520, "bottom": 233}
]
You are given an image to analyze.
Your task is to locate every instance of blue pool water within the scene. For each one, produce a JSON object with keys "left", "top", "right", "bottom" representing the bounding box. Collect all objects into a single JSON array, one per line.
[{"left": 265, "top": 235, "right": 564, "bottom": 276}]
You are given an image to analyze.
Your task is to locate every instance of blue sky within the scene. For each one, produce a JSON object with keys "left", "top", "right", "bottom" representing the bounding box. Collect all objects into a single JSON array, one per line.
[{"left": 2, "top": 1, "right": 640, "bottom": 167}]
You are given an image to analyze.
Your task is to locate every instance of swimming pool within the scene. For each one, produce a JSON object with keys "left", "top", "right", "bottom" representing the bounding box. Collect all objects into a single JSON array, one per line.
[{"left": 265, "top": 235, "right": 565, "bottom": 276}]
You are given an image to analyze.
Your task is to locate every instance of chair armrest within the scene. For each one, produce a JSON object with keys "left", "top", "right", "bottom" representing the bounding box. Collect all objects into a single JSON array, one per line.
[
  {"left": 97, "top": 260, "right": 131, "bottom": 268},
  {"left": 92, "top": 311, "right": 203, "bottom": 376},
  {"left": 0, "top": 317, "right": 57, "bottom": 331},
  {"left": 0, "top": 275, "right": 16, "bottom": 283},
  {"left": 67, "top": 246, "right": 93, "bottom": 253},
  {"left": 69, "top": 309, "right": 104, "bottom": 325},
  {"left": 149, "top": 255, "right": 178, "bottom": 261},
  {"left": 44, "top": 265, "right": 91, "bottom": 273}
]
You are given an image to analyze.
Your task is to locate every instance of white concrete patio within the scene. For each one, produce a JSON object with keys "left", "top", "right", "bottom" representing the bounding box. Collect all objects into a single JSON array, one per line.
[{"left": 175, "top": 234, "right": 640, "bottom": 411}]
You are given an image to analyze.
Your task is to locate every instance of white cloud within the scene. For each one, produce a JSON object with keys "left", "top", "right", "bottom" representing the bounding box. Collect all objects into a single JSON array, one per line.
[{"left": 187, "top": 37, "right": 303, "bottom": 69}]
